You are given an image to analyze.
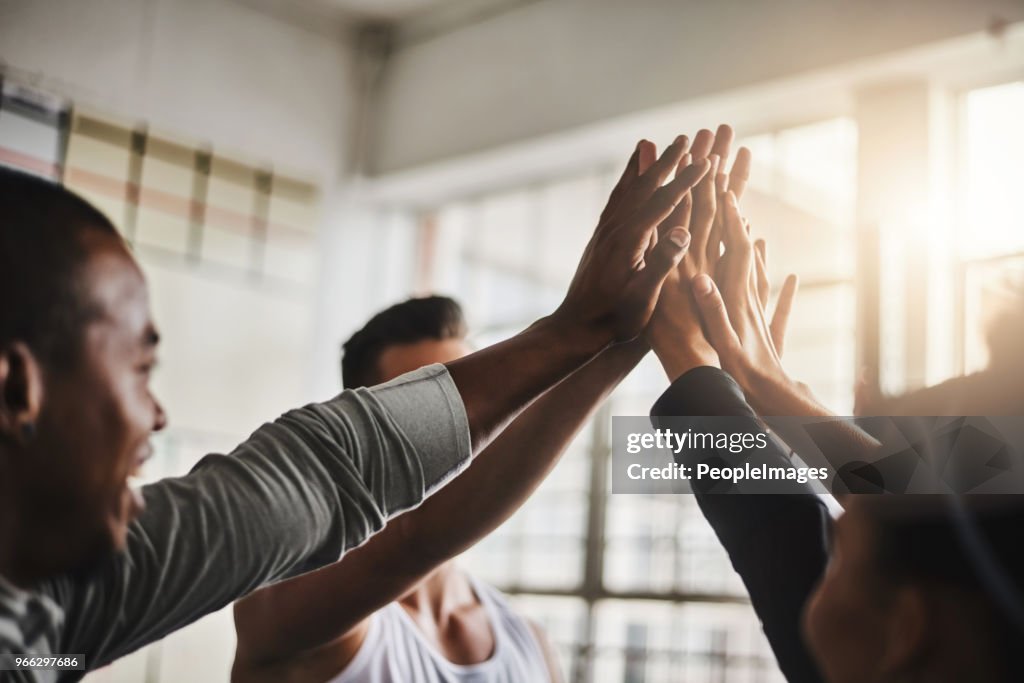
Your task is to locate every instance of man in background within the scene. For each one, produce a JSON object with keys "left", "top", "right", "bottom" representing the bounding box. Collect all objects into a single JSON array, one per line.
[{"left": 233, "top": 294, "right": 653, "bottom": 682}]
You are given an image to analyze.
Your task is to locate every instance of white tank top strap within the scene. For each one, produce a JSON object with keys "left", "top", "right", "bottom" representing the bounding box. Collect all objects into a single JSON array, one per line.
[
  {"left": 464, "top": 573, "right": 550, "bottom": 677},
  {"left": 326, "top": 574, "right": 551, "bottom": 683},
  {"left": 329, "top": 607, "right": 386, "bottom": 682}
]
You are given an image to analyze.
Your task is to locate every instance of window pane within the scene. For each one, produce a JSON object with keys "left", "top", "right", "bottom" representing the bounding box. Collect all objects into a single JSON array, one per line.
[
  {"left": 961, "top": 82, "right": 1024, "bottom": 260},
  {"left": 962, "top": 255, "right": 1024, "bottom": 373},
  {"left": 460, "top": 438, "right": 590, "bottom": 589},
  {"left": 537, "top": 173, "right": 606, "bottom": 285},
  {"left": 593, "top": 600, "right": 784, "bottom": 683},
  {"left": 0, "top": 108, "right": 60, "bottom": 179},
  {"left": 505, "top": 595, "right": 588, "bottom": 681}
]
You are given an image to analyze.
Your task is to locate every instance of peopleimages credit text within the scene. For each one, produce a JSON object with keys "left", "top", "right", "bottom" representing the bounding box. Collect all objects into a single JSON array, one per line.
[
  {"left": 626, "top": 460, "right": 830, "bottom": 484},
  {"left": 624, "top": 428, "right": 828, "bottom": 484},
  {"left": 613, "top": 415, "right": 1024, "bottom": 495}
]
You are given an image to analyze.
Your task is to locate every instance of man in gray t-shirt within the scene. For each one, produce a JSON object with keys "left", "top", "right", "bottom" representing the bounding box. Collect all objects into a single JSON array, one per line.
[{"left": 0, "top": 138, "right": 708, "bottom": 680}]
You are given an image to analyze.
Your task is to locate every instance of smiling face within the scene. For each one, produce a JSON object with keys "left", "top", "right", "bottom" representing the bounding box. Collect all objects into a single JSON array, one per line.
[{"left": 12, "top": 229, "right": 165, "bottom": 579}]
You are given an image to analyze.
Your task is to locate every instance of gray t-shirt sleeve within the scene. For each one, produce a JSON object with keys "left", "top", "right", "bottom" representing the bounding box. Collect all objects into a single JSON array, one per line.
[{"left": 42, "top": 364, "right": 470, "bottom": 673}]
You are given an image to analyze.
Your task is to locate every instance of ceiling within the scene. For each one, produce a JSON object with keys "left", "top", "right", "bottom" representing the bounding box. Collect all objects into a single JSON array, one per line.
[
  {"left": 236, "top": 0, "right": 535, "bottom": 45},
  {"left": 293, "top": 0, "right": 459, "bottom": 23}
]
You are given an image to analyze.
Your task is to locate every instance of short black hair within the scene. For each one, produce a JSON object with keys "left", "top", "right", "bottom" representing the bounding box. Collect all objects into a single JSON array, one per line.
[
  {"left": 0, "top": 166, "right": 120, "bottom": 369},
  {"left": 341, "top": 295, "right": 467, "bottom": 389}
]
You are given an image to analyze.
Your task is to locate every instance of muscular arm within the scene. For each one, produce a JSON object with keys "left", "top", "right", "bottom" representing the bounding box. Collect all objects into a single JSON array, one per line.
[
  {"left": 44, "top": 366, "right": 472, "bottom": 672},
  {"left": 446, "top": 315, "right": 611, "bottom": 451},
  {"left": 233, "top": 341, "right": 648, "bottom": 672}
]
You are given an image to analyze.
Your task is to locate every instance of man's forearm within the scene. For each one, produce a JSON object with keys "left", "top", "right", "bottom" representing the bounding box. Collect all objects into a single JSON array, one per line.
[
  {"left": 233, "top": 341, "right": 647, "bottom": 665},
  {"left": 446, "top": 314, "right": 611, "bottom": 452},
  {"left": 402, "top": 338, "right": 648, "bottom": 562}
]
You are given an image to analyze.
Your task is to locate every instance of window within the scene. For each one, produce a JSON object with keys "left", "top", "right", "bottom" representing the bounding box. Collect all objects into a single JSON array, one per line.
[
  {"left": 956, "top": 81, "right": 1024, "bottom": 374},
  {"left": 424, "top": 118, "right": 857, "bottom": 682},
  {"left": 0, "top": 79, "right": 67, "bottom": 180}
]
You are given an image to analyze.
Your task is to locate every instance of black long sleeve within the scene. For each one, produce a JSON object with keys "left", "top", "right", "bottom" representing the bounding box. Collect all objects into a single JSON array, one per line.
[{"left": 651, "top": 366, "right": 829, "bottom": 683}]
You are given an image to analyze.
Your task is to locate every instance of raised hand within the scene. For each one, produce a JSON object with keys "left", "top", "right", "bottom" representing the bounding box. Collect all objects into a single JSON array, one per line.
[
  {"left": 445, "top": 137, "right": 708, "bottom": 452},
  {"left": 753, "top": 238, "right": 799, "bottom": 357},
  {"left": 647, "top": 125, "right": 753, "bottom": 380},
  {"left": 554, "top": 137, "right": 710, "bottom": 344},
  {"left": 690, "top": 190, "right": 804, "bottom": 414}
]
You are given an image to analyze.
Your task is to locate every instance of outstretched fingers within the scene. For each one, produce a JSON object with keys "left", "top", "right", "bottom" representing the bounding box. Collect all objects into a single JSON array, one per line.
[
  {"left": 720, "top": 191, "right": 754, "bottom": 272},
  {"left": 709, "top": 123, "right": 734, "bottom": 165},
  {"left": 599, "top": 139, "right": 658, "bottom": 224},
  {"left": 689, "top": 128, "right": 715, "bottom": 160},
  {"left": 754, "top": 239, "right": 769, "bottom": 308},
  {"left": 770, "top": 274, "right": 799, "bottom": 357},
  {"left": 621, "top": 228, "right": 693, "bottom": 337},
  {"left": 607, "top": 135, "right": 690, "bottom": 226},
  {"left": 657, "top": 156, "right": 693, "bottom": 237},
  {"left": 728, "top": 146, "right": 752, "bottom": 200},
  {"left": 691, "top": 273, "right": 742, "bottom": 358},
  {"left": 624, "top": 159, "right": 711, "bottom": 247}
]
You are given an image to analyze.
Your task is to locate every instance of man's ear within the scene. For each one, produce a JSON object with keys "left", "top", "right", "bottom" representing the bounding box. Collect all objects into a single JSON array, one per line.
[
  {"left": 878, "top": 584, "right": 929, "bottom": 677},
  {"left": 0, "top": 342, "right": 44, "bottom": 446}
]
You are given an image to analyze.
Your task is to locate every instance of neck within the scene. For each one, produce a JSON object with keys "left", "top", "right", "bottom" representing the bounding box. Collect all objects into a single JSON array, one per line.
[
  {"left": 0, "top": 460, "right": 21, "bottom": 586},
  {"left": 398, "top": 562, "right": 477, "bottom": 622},
  {"left": 0, "top": 456, "right": 65, "bottom": 588}
]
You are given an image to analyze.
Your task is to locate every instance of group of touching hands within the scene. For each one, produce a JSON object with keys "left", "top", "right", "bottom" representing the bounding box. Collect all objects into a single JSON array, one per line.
[{"left": 551, "top": 123, "right": 826, "bottom": 416}]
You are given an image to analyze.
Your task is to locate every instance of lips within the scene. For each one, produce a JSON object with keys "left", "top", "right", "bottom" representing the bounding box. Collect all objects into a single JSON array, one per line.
[{"left": 133, "top": 445, "right": 154, "bottom": 473}]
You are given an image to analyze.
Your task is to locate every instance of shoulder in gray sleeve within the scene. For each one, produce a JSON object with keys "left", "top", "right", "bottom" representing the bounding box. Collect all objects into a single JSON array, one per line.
[
  {"left": 360, "top": 363, "right": 472, "bottom": 502},
  {"left": 31, "top": 364, "right": 472, "bottom": 672}
]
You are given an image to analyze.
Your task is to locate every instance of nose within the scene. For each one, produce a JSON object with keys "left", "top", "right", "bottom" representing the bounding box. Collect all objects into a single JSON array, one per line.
[{"left": 153, "top": 399, "right": 168, "bottom": 433}]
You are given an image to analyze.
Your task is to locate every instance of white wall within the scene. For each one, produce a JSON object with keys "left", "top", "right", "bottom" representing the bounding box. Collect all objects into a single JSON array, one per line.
[
  {"left": 0, "top": 0, "right": 410, "bottom": 401},
  {"left": 0, "top": 0, "right": 353, "bottom": 180},
  {"left": 372, "top": 0, "right": 1024, "bottom": 173}
]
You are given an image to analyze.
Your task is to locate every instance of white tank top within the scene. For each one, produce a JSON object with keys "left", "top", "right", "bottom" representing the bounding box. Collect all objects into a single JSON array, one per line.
[{"left": 328, "top": 575, "right": 551, "bottom": 683}]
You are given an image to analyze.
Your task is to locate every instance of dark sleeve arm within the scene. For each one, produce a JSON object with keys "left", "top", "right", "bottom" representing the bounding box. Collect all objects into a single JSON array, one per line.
[{"left": 651, "top": 366, "right": 828, "bottom": 683}]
